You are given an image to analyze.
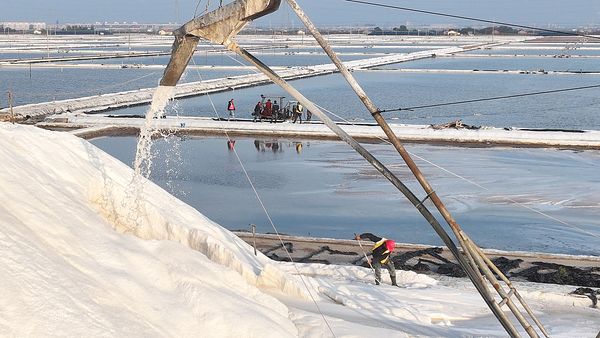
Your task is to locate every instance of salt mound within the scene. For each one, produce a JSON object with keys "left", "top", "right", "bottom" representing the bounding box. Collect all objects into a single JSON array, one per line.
[{"left": 0, "top": 123, "right": 300, "bottom": 336}]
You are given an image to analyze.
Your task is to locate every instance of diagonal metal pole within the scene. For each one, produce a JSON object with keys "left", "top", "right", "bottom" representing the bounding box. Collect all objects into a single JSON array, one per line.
[
  {"left": 224, "top": 40, "right": 519, "bottom": 336},
  {"left": 284, "top": 0, "right": 545, "bottom": 337},
  {"left": 158, "top": 1, "right": 537, "bottom": 335}
]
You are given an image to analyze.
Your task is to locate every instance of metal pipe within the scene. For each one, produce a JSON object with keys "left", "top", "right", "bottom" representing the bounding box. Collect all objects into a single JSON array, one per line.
[
  {"left": 160, "top": 0, "right": 281, "bottom": 87},
  {"left": 251, "top": 223, "right": 257, "bottom": 256},
  {"left": 225, "top": 41, "right": 512, "bottom": 334},
  {"left": 473, "top": 242, "right": 550, "bottom": 337},
  {"left": 160, "top": 35, "right": 200, "bottom": 86},
  {"left": 158, "top": 1, "right": 533, "bottom": 335},
  {"left": 284, "top": 1, "right": 523, "bottom": 336},
  {"left": 463, "top": 237, "right": 535, "bottom": 337}
]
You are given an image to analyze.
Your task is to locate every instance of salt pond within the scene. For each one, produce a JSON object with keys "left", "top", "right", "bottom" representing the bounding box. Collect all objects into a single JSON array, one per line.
[
  {"left": 92, "top": 135, "right": 600, "bottom": 256},
  {"left": 4, "top": 33, "right": 600, "bottom": 255}
]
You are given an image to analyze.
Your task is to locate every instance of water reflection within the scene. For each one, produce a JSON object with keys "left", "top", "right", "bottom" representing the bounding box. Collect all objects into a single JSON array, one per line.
[
  {"left": 252, "top": 139, "right": 307, "bottom": 154},
  {"left": 91, "top": 136, "right": 600, "bottom": 255},
  {"left": 227, "top": 139, "right": 236, "bottom": 150}
]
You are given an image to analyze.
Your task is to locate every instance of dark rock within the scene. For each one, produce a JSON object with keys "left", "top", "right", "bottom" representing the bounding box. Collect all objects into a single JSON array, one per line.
[
  {"left": 516, "top": 262, "right": 600, "bottom": 288},
  {"left": 413, "top": 259, "right": 430, "bottom": 272},
  {"left": 570, "top": 287, "right": 599, "bottom": 308},
  {"left": 437, "top": 263, "right": 467, "bottom": 277},
  {"left": 491, "top": 257, "right": 523, "bottom": 276}
]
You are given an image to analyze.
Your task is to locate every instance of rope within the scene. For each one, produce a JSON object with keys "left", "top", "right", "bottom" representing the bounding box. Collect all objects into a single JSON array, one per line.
[
  {"left": 380, "top": 84, "right": 600, "bottom": 113},
  {"left": 219, "top": 45, "right": 600, "bottom": 239},
  {"left": 312, "top": 103, "right": 600, "bottom": 240},
  {"left": 216, "top": 37, "right": 600, "bottom": 242},
  {"left": 193, "top": 0, "right": 213, "bottom": 18},
  {"left": 354, "top": 235, "right": 381, "bottom": 284},
  {"left": 343, "top": 0, "right": 600, "bottom": 41},
  {"left": 193, "top": 0, "right": 203, "bottom": 18},
  {"left": 189, "top": 55, "right": 337, "bottom": 337},
  {"left": 10, "top": 71, "right": 160, "bottom": 103}
]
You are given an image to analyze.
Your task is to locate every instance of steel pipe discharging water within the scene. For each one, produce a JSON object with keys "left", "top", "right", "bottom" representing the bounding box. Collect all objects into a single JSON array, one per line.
[{"left": 159, "top": 0, "right": 280, "bottom": 87}]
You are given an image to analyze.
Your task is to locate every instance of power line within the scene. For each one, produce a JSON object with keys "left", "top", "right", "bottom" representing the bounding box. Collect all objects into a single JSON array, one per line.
[
  {"left": 380, "top": 84, "right": 600, "bottom": 113},
  {"left": 189, "top": 54, "right": 338, "bottom": 337},
  {"left": 314, "top": 103, "right": 600, "bottom": 240},
  {"left": 343, "top": 0, "right": 600, "bottom": 41}
]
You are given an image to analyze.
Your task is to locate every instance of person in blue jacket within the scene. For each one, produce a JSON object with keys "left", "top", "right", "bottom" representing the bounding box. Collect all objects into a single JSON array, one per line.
[{"left": 355, "top": 232, "right": 397, "bottom": 286}]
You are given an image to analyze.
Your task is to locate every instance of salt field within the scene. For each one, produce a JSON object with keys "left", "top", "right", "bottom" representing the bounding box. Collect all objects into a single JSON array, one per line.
[
  {"left": 2, "top": 33, "right": 599, "bottom": 256},
  {"left": 90, "top": 135, "right": 600, "bottom": 256},
  {"left": 3, "top": 122, "right": 598, "bottom": 337},
  {"left": 3, "top": 0, "right": 600, "bottom": 334},
  {"left": 3, "top": 34, "right": 600, "bottom": 129}
]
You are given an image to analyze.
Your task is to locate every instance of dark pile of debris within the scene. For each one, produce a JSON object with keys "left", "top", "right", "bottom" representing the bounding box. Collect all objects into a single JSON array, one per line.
[{"left": 430, "top": 119, "right": 481, "bottom": 130}]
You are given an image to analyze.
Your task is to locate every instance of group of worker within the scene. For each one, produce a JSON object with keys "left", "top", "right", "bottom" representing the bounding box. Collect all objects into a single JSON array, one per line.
[
  {"left": 228, "top": 98, "right": 395, "bottom": 286},
  {"left": 227, "top": 95, "right": 313, "bottom": 123},
  {"left": 252, "top": 95, "right": 281, "bottom": 122}
]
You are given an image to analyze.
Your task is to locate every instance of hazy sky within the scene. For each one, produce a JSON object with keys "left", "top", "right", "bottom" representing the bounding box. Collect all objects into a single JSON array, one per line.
[{"left": 2, "top": 0, "right": 600, "bottom": 27}]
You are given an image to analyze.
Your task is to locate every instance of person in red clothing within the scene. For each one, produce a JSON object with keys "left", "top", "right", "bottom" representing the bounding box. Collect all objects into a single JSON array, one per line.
[
  {"left": 264, "top": 99, "right": 272, "bottom": 117},
  {"left": 227, "top": 139, "right": 236, "bottom": 150},
  {"left": 227, "top": 99, "right": 236, "bottom": 120},
  {"left": 355, "top": 232, "right": 397, "bottom": 286}
]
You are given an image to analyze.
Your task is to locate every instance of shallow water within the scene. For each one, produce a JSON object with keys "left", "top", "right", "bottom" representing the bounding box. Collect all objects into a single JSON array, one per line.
[
  {"left": 3, "top": 37, "right": 600, "bottom": 130},
  {"left": 0, "top": 67, "right": 251, "bottom": 106},
  {"left": 108, "top": 70, "right": 600, "bottom": 130},
  {"left": 381, "top": 56, "right": 600, "bottom": 72},
  {"left": 92, "top": 136, "right": 600, "bottom": 256}
]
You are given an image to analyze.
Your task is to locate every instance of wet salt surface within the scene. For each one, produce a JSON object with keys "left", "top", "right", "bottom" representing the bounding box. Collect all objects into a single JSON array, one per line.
[{"left": 92, "top": 136, "right": 600, "bottom": 256}]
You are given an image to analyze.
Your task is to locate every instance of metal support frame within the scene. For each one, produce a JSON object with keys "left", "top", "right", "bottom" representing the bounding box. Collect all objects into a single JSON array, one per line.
[
  {"left": 284, "top": 0, "right": 548, "bottom": 336},
  {"left": 158, "top": 1, "right": 548, "bottom": 336},
  {"left": 416, "top": 190, "right": 435, "bottom": 209},
  {"left": 224, "top": 41, "right": 524, "bottom": 337}
]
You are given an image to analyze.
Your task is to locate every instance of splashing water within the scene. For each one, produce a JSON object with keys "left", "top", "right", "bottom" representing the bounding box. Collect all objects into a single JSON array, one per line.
[
  {"left": 134, "top": 85, "right": 175, "bottom": 177},
  {"left": 118, "top": 85, "right": 176, "bottom": 233}
]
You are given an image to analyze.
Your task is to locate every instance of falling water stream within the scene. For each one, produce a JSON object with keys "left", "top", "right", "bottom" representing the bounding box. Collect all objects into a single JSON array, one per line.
[
  {"left": 133, "top": 85, "right": 175, "bottom": 177},
  {"left": 111, "top": 85, "right": 177, "bottom": 234}
]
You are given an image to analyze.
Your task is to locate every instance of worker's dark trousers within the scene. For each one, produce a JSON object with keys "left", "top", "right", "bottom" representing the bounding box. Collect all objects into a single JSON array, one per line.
[{"left": 373, "top": 258, "right": 396, "bottom": 285}]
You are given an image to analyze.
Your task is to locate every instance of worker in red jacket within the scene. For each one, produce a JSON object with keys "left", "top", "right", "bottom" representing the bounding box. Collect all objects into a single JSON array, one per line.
[
  {"left": 227, "top": 99, "right": 236, "bottom": 120},
  {"left": 355, "top": 233, "right": 397, "bottom": 286}
]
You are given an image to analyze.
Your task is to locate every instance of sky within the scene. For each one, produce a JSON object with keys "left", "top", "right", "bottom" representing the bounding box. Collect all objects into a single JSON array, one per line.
[
  {"left": 1, "top": 121, "right": 598, "bottom": 337},
  {"left": 2, "top": 0, "right": 600, "bottom": 27}
]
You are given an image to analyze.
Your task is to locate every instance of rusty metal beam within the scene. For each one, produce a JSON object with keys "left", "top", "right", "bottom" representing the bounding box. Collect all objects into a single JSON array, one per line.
[{"left": 160, "top": 0, "right": 280, "bottom": 87}]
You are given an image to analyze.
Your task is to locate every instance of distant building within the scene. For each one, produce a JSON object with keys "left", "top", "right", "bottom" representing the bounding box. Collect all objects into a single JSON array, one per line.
[{"left": 1, "top": 22, "right": 46, "bottom": 31}]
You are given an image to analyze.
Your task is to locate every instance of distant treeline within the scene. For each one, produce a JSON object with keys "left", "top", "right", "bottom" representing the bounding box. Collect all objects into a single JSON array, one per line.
[
  {"left": 239, "top": 25, "right": 600, "bottom": 37},
  {"left": 0, "top": 26, "right": 113, "bottom": 35},
  {"left": 368, "top": 25, "right": 600, "bottom": 36},
  {"left": 2, "top": 24, "right": 599, "bottom": 36}
]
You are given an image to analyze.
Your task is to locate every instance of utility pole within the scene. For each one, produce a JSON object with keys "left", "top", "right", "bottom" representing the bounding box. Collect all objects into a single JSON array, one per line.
[
  {"left": 251, "top": 224, "right": 257, "bottom": 256},
  {"left": 174, "top": 0, "right": 180, "bottom": 24},
  {"left": 46, "top": 28, "right": 50, "bottom": 58},
  {"left": 8, "top": 91, "right": 15, "bottom": 123}
]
